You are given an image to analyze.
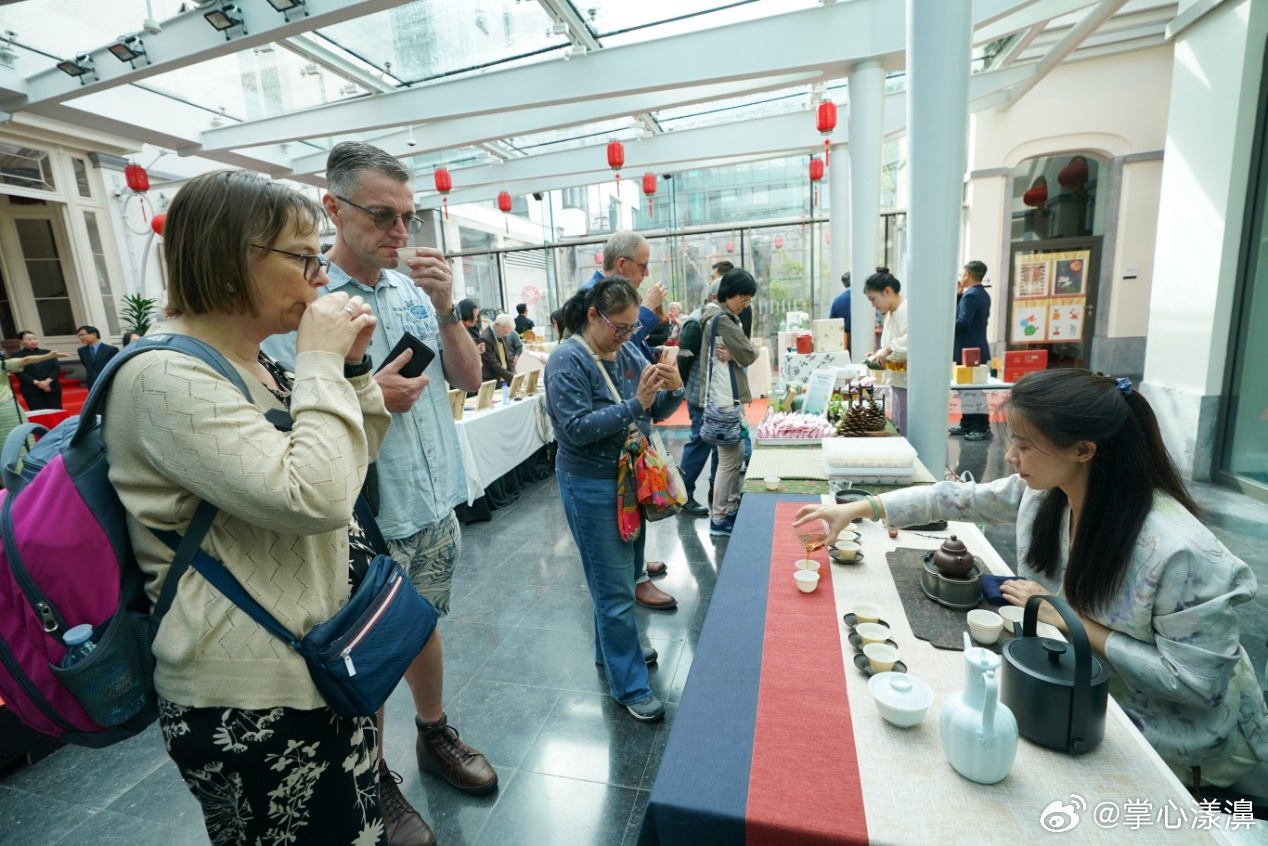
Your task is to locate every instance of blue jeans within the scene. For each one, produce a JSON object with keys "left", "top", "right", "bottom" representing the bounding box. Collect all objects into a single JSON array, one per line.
[
  {"left": 556, "top": 468, "right": 652, "bottom": 705},
  {"left": 680, "top": 403, "right": 718, "bottom": 495}
]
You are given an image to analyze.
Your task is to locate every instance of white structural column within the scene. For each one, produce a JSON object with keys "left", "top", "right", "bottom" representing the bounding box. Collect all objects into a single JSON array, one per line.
[
  {"left": 847, "top": 61, "right": 885, "bottom": 365},
  {"left": 904, "top": 0, "right": 974, "bottom": 473},
  {"left": 828, "top": 141, "right": 850, "bottom": 326}
]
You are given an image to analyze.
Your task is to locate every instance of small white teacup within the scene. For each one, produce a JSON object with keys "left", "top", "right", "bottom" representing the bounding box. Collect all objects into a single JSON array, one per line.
[
  {"left": 863, "top": 643, "right": 901, "bottom": 673},
  {"left": 794, "top": 570, "right": 820, "bottom": 593},
  {"left": 999, "top": 606, "right": 1025, "bottom": 635},
  {"left": 794, "top": 559, "right": 821, "bottom": 573},
  {"left": 856, "top": 622, "right": 890, "bottom": 645},
  {"left": 764, "top": 476, "right": 781, "bottom": 491},
  {"left": 834, "top": 541, "right": 861, "bottom": 561},
  {"left": 967, "top": 609, "right": 1004, "bottom": 645},
  {"left": 852, "top": 602, "right": 882, "bottom": 624}
]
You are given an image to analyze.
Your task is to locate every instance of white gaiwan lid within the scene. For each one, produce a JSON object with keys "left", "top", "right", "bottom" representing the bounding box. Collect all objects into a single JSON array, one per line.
[{"left": 868, "top": 672, "right": 934, "bottom": 712}]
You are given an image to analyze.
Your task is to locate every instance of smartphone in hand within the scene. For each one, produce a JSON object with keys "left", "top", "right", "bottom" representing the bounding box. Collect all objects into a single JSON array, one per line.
[{"left": 660, "top": 346, "right": 679, "bottom": 365}]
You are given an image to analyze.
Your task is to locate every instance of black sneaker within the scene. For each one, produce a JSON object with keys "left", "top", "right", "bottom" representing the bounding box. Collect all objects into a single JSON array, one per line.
[
  {"left": 948, "top": 425, "right": 967, "bottom": 436},
  {"left": 625, "top": 695, "right": 666, "bottom": 723},
  {"left": 964, "top": 429, "right": 993, "bottom": 441}
]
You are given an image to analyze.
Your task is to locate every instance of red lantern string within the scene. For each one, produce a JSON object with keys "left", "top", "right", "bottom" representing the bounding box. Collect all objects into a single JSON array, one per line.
[
  {"left": 497, "top": 191, "right": 512, "bottom": 233},
  {"left": 642, "top": 172, "right": 656, "bottom": 218},
  {"left": 434, "top": 167, "right": 452, "bottom": 220},
  {"left": 607, "top": 140, "right": 625, "bottom": 199},
  {"left": 817, "top": 101, "right": 837, "bottom": 167},
  {"left": 810, "top": 157, "right": 824, "bottom": 209}
]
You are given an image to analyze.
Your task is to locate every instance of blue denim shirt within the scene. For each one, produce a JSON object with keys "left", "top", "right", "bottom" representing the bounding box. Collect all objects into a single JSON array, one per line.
[
  {"left": 261, "top": 264, "right": 467, "bottom": 540},
  {"left": 545, "top": 337, "right": 681, "bottom": 479}
]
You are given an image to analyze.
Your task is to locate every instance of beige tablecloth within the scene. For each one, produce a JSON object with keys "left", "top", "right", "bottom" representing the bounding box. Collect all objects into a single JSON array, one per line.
[{"left": 828, "top": 510, "right": 1249, "bottom": 844}]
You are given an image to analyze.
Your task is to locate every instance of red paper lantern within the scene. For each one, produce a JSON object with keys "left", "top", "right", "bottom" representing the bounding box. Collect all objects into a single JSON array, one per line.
[
  {"left": 595, "top": 252, "right": 603, "bottom": 266},
  {"left": 497, "top": 191, "right": 512, "bottom": 233},
  {"left": 1058, "top": 155, "right": 1089, "bottom": 191},
  {"left": 434, "top": 167, "right": 452, "bottom": 220},
  {"left": 725, "top": 240, "right": 734, "bottom": 254},
  {"left": 1023, "top": 175, "right": 1048, "bottom": 210},
  {"left": 809, "top": 156, "right": 825, "bottom": 209},
  {"left": 124, "top": 164, "right": 149, "bottom": 193},
  {"left": 817, "top": 101, "right": 837, "bottom": 165},
  {"left": 150, "top": 212, "right": 166, "bottom": 237},
  {"left": 641, "top": 172, "right": 657, "bottom": 217},
  {"left": 607, "top": 140, "right": 624, "bottom": 197},
  {"left": 774, "top": 236, "right": 784, "bottom": 250}
]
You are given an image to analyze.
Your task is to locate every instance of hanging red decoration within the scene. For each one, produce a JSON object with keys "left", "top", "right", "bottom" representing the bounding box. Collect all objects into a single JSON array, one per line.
[
  {"left": 809, "top": 156, "right": 824, "bottom": 208},
  {"left": 1057, "top": 155, "right": 1089, "bottom": 195},
  {"left": 607, "top": 140, "right": 625, "bottom": 198},
  {"left": 774, "top": 235, "right": 784, "bottom": 250},
  {"left": 150, "top": 212, "right": 166, "bottom": 237},
  {"left": 595, "top": 252, "right": 604, "bottom": 266},
  {"left": 641, "top": 172, "right": 657, "bottom": 217},
  {"left": 497, "top": 190, "right": 512, "bottom": 233},
  {"left": 434, "top": 167, "right": 452, "bottom": 220},
  {"left": 1022, "top": 175, "right": 1048, "bottom": 210},
  {"left": 124, "top": 164, "right": 150, "bottom": 193},
  {"left": 817, "top": 101, "right": 837, "bottom": 165},
  {"left": 726, "top": 240, "right": 734, "bottom": 254}
]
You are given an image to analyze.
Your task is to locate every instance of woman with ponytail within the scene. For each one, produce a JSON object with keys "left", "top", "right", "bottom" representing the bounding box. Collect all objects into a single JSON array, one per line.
[
  {"left": 795, "top": 368, "right": 1266, "bottom": 786},
  {"left": 544, "top": 277, "right": 684, "bottom": 724}
]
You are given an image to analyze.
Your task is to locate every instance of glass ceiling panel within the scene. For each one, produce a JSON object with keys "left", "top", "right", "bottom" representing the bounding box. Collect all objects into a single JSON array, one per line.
[
  {"left": 655, "top": 80, "right": 848, "bottom": 132},
  {"left": 315, "top": 0, "right": 566, "bottom": 85},
  {"left": 137, "top": 46, "right": 368, "bottom": 122},
  {"left": 593, "top": 0, "right": 819, "bottom": 47},
  {"left": 506, "top": 119, "right": 643, "bottom": 155},
  {"left": 0, "top": 0, "right": 185, "bottom": 73}
]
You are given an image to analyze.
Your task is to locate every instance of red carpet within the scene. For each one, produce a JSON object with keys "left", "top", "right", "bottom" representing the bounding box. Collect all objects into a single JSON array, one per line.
[
  {"left": 12, "top": 377, "right": 88, "bottom": 417},
  {"left": 745, "top": 501, "right": 868, "bottom": 846},
  {"left": 656, "top": 397, "right": 768, "bottom": 428}
]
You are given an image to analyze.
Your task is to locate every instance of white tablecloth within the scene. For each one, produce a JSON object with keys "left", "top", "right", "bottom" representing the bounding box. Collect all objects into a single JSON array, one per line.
[{"left": 454, "top": 392, "right": 552, "bottom": 505}]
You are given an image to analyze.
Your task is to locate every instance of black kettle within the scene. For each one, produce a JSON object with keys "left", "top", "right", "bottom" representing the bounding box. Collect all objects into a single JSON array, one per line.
[{"left": 1000, "top": 595, "right": 1110, "bottom": 754}]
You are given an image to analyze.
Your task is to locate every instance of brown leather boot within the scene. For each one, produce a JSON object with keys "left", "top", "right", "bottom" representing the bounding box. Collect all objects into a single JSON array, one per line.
[
  {"left": 378, "top": 760, "right": 435, "bottom": 846},
  {"left": 635, "top": 580, "right": 677, "bottom": 609},
  {"left": 416, "top": 714, "right": 498, "bottom": 795}
]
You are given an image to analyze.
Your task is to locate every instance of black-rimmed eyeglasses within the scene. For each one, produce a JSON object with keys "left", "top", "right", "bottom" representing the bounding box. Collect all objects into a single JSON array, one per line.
[
  {"left": 250, "top": 244, "right": 330, "bottom": 282},
  {"left": 335, "top": 194, "right": 424, "bottom": 235}
]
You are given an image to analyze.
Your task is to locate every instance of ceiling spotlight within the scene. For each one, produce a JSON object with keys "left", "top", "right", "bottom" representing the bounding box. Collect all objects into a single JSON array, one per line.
[
  {"left": 108, "top": 35, "right": 148, "bottom": 66},
  {"left": 569, "top": 44, "right": 587, "bottom": 58},
  {"left": 299, "top": 61, "right": 320, "bottom": 76},
  {"left": 549, "top": 21, "right": 568, "bottom": 36},
  {"left": 204, "top": 3, "right": 247, "bottom": 40},
  {"left": 265, "top": 0, "right": 308, "bottom": 22},
  {"left": 0, "top": 31, "right": 17, "bottom": 69},
  {"left": 56, "top": 53, "right": 97, "bottom": 83},
  {"left": 338, "top": 82, "right": 359, "bottom": 96},
  {"left": 210, "top": 106, "right": 226, "bottom": 128}
]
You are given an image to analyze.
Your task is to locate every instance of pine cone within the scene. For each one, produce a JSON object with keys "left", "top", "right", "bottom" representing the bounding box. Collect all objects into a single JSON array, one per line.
[
  {"left": 836, "top": 405, "right": 872, "bottom": 437},
  {"left": 864, "top": 400, "right": 887, "bottom": 431}
]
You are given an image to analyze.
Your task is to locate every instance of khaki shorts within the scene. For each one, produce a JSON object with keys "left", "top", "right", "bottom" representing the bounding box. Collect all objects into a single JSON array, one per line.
[{"left": 387, "top": 512, "right": 461, "bottom": 616}]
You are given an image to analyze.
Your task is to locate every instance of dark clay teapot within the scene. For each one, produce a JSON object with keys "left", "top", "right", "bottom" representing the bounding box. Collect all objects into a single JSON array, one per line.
[{"left": 932, "top": 536, "right": 975, "bottom": 577}]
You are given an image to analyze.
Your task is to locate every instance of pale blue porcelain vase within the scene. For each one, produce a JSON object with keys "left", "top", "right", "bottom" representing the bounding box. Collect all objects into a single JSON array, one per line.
[{"left": 940, "top": 632, "right": 1019, "bottom": 784}]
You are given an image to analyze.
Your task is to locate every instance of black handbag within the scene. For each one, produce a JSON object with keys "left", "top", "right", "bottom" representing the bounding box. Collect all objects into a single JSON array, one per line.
[
  {"left": 155, "top": 499, "right": 436, "bottom": 717},
  {"left": 701, "top": 314, "right": 743, "bottom": 446}
]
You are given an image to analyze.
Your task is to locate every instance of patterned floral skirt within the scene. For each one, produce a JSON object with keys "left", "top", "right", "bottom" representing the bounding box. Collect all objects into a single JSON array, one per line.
[{"left": 158, "top": 698, "right": 386, "bottom": 846}]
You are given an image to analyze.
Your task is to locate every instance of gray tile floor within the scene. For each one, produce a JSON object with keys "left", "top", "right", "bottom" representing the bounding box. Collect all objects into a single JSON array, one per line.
[{"left": 2, "top": 423, "right": 1266, "bottom": 845}]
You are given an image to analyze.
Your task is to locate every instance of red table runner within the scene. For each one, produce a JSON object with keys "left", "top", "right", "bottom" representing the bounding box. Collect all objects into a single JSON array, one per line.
[{"left": 745, "top": 501, "right": 868, "bottom": 846}]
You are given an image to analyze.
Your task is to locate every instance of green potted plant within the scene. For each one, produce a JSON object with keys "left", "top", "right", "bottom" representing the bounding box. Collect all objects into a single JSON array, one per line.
[{"left": 120, "top": 294, "right": 157, "bottom": 337}]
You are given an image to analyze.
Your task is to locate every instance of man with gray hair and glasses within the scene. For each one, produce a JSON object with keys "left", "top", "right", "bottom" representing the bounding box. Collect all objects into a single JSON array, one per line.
[{"left": 264, "top": 141, "right": 493, "bottom": 846}]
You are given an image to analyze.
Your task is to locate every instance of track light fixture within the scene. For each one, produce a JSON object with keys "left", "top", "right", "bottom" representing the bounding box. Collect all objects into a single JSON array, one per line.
[
  {"left": 204, "top": 3, "right": 246, "bottom": 40},
  {"left": 265, "top": 0, "right": 308, "bottom": 22},
  {"left": 108, "top": 35, "right": 149, "bottom": 67},
  {"left": 56, "top": 53, "right": 97, "bottom": 83}
]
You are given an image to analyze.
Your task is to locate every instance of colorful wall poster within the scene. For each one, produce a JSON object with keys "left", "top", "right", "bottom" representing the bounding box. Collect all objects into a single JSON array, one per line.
[
  {"left": 1012, "top": 300, "right": 1049, "bottom": 344},
  {"left": 1047, "top": 297, "right": 1086, "bottom": 342},
  {"left": 1014, "top": 259, "right": 1052, "bottom": 299},
  {"left": 1053, "top": 256, "right": 1088, "bottom": 296}
]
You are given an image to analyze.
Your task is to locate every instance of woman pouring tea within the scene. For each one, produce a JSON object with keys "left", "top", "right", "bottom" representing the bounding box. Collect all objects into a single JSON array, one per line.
[{"left": 796, "top": 369, "right": 1267, "bottom": 788}]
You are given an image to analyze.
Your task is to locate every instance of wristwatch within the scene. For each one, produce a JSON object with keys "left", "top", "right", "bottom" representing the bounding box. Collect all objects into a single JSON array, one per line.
[
  {"left": 344, "top": 355, "right": 374, "bottom": 378},
  {"left": 435, "top": 305, "right": 460, "bottom": 325}
]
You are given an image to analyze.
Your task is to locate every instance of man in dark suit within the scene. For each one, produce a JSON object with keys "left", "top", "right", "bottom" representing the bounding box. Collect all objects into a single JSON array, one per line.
[
  {"left": 949, "top": 261, "right": 992, "bottom": 441},
  {"left": 479, "top": 315, "right": 516, "bottom": 387},
  {"left": 76, "top": 325, "right": 119, "bottom": 390}
]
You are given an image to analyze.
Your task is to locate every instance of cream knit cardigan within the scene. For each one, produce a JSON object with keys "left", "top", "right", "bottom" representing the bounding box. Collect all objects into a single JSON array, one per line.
[{"left": 102, "top": 347, "right": 391, "bottom": 711}]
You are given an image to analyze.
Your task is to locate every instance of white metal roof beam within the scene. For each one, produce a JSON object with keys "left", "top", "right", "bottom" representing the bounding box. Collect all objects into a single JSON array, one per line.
[
  {"left": 1000, "top": 0, "right": 1131, "bottom": 109},
  {"left": 287, "top": 73, "right": 821, "bottom": 176},
  {"left": 995, "top": 23, "right": 1046, "bottom": 66},
  {"left": 279, "top": 33, "right": 394, "bottom": 94},
  {"left": 1, "top": 0, "right": 415, "bottom": 111},
  {"left": 976, "top": 0, "right": 1099, "bottom": 43},
  {"left": 194, "top": 0, "right": 920, "bottom": 152},
  {"left": 535, "top": 0, "right": 601, "bottom": 50},
  {"left": 420, "top": 63, "right": 1034, "bottom": 206}
]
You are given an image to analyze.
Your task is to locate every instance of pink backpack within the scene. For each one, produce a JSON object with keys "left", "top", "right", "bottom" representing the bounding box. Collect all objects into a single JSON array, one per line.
[{"left": 0, "top": 336, "right": 249, "bottom": 746}]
